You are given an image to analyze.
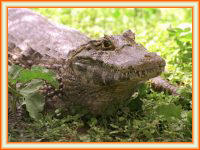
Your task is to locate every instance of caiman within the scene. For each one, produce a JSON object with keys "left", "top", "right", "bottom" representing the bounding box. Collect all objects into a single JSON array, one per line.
[{"left": 8, "top": 8, "right": 168, "bottom": 115}]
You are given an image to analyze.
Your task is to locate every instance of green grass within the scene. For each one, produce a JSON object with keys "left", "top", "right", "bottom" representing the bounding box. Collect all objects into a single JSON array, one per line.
[{"left": 8, "top": 8, "right": 192, "bottom": 142}]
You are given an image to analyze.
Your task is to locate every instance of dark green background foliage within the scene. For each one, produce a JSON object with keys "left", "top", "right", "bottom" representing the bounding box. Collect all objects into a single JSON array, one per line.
[{"left": 8, "top": 8, "right": 192, "bottom": 142}]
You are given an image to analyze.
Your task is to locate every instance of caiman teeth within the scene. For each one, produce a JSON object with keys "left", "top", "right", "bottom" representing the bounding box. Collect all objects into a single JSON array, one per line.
[{"left": 118, "top": 65, "right": 165, "bottom": 80}]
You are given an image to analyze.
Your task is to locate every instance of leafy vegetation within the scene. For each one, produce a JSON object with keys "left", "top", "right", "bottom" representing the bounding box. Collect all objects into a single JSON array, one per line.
[
  {"left": 8, "top": 8, "right": 192, "bottom": 142},
  {"left": 8, "top": 65, "right": 58, "bottom": 119}
]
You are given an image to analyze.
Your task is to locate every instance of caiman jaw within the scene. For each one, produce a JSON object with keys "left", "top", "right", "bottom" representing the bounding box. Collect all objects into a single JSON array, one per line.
[
  {"left": 105, "top": 57, "right": 166, "bottom": 83},
  {"left": 119, "top": 53, "right": 166, "bottom": 81},
  {"left": 117, "top": 63, "right": 165, "bottom": 82}
]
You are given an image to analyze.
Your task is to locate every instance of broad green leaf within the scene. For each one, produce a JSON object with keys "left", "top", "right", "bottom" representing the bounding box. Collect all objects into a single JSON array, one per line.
[
  {"left": 8, "top": 65, "right": 24, "bottom": 84},
  {"left": 156, "top": 104, "right": 182, "bottom": 121},
  {"left": 25, "top": 92, "right": 45, "bottom": 120},
  {"left": 20, "top": 79, "right": 44, "bottom": 96},
  {"left": 18, "top": 66, "right": 59, "bottom": 89},
  {"left": 20, "top": 79, "right": 45, "bottom": 120}
]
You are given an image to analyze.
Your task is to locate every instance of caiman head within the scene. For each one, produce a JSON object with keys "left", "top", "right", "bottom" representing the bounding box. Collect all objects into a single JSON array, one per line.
[
  {"left": 68, "top": 30, "right": 165, "bottom": 85},
  {"left": 62, "top": 30, "right": 166, "bottom": 114}
]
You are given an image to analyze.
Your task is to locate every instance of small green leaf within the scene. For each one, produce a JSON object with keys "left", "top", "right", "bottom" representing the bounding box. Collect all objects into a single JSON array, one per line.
[
  {"left": 110, "top": 124, "right": 119, "bottom": 129},
  {"left": 173, "top": 28, "right": 183, "bottom": 33},
  {"left": 109, "top": 130, "right": 120, "bottom": 134},
  {"left": 156, "top": 104, "right": 182, "bottom": 121},
  {"left": 89, "top": 118, "right": 97, "bottom": 126},
  {"left": 118, "top": 116, "right": 125, "bottom": 122}
]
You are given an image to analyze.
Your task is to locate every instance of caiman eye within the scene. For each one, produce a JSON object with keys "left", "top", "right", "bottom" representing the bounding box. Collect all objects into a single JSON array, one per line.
[
  {"left": 101, "top": 39, "right": 115, "bottom": 51},
  {"left": 103, "top": 40, "right": 111, "bottom": 47}
]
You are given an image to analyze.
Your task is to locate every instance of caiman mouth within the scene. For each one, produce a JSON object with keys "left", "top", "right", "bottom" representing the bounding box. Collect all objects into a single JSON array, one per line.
[
  {"left": 119, "top": 55, "right": 166, "bottom": 81},
  {"left": 117, "top": 64, "right": 165, "bottom": 81}
]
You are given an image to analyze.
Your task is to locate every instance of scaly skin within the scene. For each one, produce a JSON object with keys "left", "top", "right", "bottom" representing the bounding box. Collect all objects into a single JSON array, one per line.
[{"left": 8, "top": 8, "right": 166, "bottom": 115}]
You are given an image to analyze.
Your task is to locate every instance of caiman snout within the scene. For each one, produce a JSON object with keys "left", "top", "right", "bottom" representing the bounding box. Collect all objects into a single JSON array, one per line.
[
  {"left": 126, "top": 51, "right": 166, "bottom": 81},
  {"left": 143, "top": 52, "right": 166, "bottom": 69},
  {"left": 144, "top": 52, "right": 157, "bottom": 58}
]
